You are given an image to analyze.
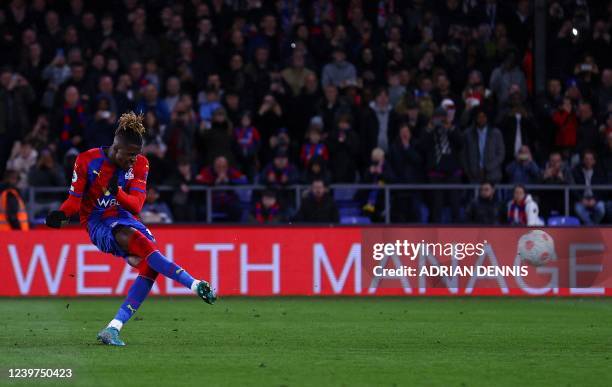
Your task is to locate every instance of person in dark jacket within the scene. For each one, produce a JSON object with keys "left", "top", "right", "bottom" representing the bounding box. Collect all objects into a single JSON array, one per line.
[
  {"left": 388, "top": 123, "right": 424, "bottom": 222},
  {"left": 328, "top": 115, "right": 360, "bottom": 182},
  {"left": 466, "top": 181, "right": 504, "bottom": 224},
  {"left": 294, "top": 179, "right": 339, "bottom": 223}
]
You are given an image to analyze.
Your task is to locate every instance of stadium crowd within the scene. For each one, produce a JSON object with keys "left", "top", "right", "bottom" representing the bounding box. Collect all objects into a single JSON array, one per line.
[{"left": 0, "top": 0, "right": 611, "bottom": 226}]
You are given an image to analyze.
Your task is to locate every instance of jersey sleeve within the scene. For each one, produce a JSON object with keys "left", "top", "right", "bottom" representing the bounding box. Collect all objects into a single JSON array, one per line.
[
  {"left": 68, "top": 154, "right": 88, "bottom": 198},
  {"left": 128, "top": 156, "right": 149, "bottom": 194}
]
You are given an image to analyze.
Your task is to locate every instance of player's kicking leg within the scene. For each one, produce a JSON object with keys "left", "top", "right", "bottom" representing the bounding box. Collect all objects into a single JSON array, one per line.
[{"left": 97, "top": 226, "right": 216, "bottom": 346}]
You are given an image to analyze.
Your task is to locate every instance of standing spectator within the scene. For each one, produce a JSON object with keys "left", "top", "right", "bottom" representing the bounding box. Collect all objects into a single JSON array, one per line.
[
  {"left": 489, "top": 50, "right": 527, "bottom": 109},
  {"left": 282, "top": 51, "right": 314, "bottom": 97},
  {"left": 301, "top": 156, "right": 332, "bottom": 185},
  {"left": 540, "top": 151, "right": 574, "bottom": 217},
  {"left": 136, "top": 84, "right": 170, "bottom": 126},
  {"left": 361, "top": 88, "right": 399, "bottom": 156},
  {"left": 505, "top": 145, "right": 540, "bottom": 184},
  {"left": 0, "top": 69, "right": 34, "bottom": 174},
  {"left": 163, "top": 76, "right": 181, "bottom": 113},
  {"left": 196, "top": 155, "right": 247, "bottom": 222},
  {"left": 299, "top": 126, "right": 329, "bottom": 168},
  {"left": 54, "top": 85, "right": 87, "bottom": 157},
  {"left": 198, "top": 107, "right": 234, "bottom": 166},
  {"left": 575, "top": 101, "right": 600, "bottom": 156},
  {"left": 251, "top": 190, "right": 284, "bottom": 224},
  {"left": 552, "top": 97, "right": 578, "bottom": 154},
  {"left": 321, "top": 47, "right": 357, "bottom": 88},
  {"left": 328, "top": 115, "right": 360, "bottom": 182},
  {"left": 85, "top": 96, "right": 116, "bottom": 149},
  {"left": 198, "top": 88, "right": 222, "bottom": 127},
  {"left": 233, "top": 112, "right": 260, "bottom": 181},
  {"left": 498, "top": 102, "right": 536, "bottom": 165},
  {"left": 462, "top": 108, "right": 505, "bottom": 184},
  {"left": 119, "top": 18, "right": 159, "bottom": 68},
  {"left": 165, "top": 158, "right": 200, "bottom": 222},
  {"left": 294, "top": 179, "right": 339, "bottom": 223},
  {"left": 41, "top": 50, "right": 71, "bottom": 110},
  {"left": 140, "top": 186, "right": 173, "bottom": 224},
  {"left": 420, "top": 107, "right": 464, "bottom": 223},
  {"left": 388, "top": 123, "right": 424, "bottom": 222},
  {"left": 260, "top": 148, "right": 299, "bottom": 189},
  {"left": 507, "top": 185, "right": 544, "bottom": 226},
  {"left": 466, "top": 181, "right": 504, "bottom": 225},
  {"left": 6, "top": 139, "right": 37, "bottom": 191}
]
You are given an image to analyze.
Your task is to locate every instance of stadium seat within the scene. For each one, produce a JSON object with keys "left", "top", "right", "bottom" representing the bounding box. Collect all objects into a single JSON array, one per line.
[
  {"left": 338, "top": 207, "right": 361, "bottom": 217},
  {"left": 333, "top": 188, "right": 357, "bottom": 202},
  {"left": 547, "top": 216, "right": 581, "bottom": 226},
  {"left": 340, "top": 216, "right": 371, "bottom": 224}
]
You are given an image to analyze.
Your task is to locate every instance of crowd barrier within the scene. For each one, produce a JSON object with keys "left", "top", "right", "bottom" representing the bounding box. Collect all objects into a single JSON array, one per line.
[{"left": 0, "top": 226, "right": 610, "bottom": 297}]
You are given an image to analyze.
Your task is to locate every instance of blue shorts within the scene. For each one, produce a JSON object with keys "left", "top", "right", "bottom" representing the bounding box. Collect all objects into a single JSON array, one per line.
[{"left": 87, "top": 216, "right": 155, "bottom": 258}]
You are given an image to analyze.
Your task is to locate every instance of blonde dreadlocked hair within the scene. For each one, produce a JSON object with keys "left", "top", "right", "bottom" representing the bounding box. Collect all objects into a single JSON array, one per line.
[{"left": 115, "top": 111, "right": 146, "bottom": 145}]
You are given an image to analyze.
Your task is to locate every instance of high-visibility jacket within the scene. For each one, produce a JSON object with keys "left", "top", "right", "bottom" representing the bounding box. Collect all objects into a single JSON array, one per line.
[{"left": 0, "top": 188, "right": 29, "bottom": 231}]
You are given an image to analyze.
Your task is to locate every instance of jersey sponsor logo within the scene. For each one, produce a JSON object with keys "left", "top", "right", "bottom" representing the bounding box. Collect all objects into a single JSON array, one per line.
[
  {"left": 97, "top": 197, "right": 118, "bottom": 207},
  {"left": 125, "top": 168, "right": 134, "bottom": 180}
]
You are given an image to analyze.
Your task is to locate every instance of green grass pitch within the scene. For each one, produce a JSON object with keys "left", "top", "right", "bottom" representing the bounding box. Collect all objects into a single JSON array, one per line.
[{"left": 0, "top": 297, "right": 611, "bottom": 387}]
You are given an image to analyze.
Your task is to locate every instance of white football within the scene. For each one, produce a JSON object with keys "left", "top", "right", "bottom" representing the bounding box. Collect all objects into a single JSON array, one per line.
[{"left": 517, "top": 230, "right": 556, "bottom": 266}]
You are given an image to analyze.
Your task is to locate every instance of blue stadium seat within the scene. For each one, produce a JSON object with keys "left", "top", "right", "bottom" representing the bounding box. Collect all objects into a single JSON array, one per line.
[
  {"left": 547, "top": 216, "right": 581, "bottom": 226},
  {"left": 333, "top": 188, "right": 357, "bottom": 202},
  {"left": 338, "top": 207, "right": 361, "bottom": 217},
  {"left": 340, "top": 216, "right": 371, "bottom": 225}
]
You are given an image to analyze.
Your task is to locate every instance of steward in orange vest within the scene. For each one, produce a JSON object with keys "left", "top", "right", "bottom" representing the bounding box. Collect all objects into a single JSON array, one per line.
[{"left": 0, "top": 177, "right": 29, "bottom": 230}]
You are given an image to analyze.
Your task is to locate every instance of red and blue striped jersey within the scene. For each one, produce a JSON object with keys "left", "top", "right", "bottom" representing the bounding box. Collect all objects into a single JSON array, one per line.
[{"left": 67, "top": 147, "right": 149, "bottom": 225}]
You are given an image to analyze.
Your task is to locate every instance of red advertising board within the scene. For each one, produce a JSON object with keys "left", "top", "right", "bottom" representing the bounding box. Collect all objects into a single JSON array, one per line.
[{"left": 0, "top": 227, "right": 610, "bottom": 297}]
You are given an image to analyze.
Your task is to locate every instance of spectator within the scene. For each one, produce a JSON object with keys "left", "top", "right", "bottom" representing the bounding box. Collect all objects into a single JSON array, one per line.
[
  {"left": 198, "top": 88, "right": 222, "bottom": 126},
  {"left": 388, "top": 123, "right": 424, "bottom": 222},
  {"left": 462, "top": 107, "right": 505, "bottom": 184},
  {"left": 41, "top": 50, "right": 71, "bottom": 110},
  {"left": 572, "top": 150, "right": 607, "bottom": 222},
  {"left": 233, "top": 112, "right": 260, "bottom": 181},
  {"left": 466, "top": 181, "right": 504, "bottom": 225},
  {"left": 260, "top": 148, "right": 298, "bottom": 188},
  {"left": 361, "top": 87, "right": 399, "bottom": 156},
  {"left": 294, "top": 179, "right": 339, "bottom": 223},
  {"left": 136, "top": 84, "right": 170, "bottom": 126},
  {"left": 84, "top": 95, "right": 116, "bottom": 149},
  {"left": 328, "top": 115, "right": 360, "bottom": 183},
  {"left": 507, "top": 185, "right": 544, "bottom": 226},
  {"left": 575, "top": 101, "right": 600, "bottom": 156},
  {"left": 420, "top": 107, "right": 463, "bottom": 223},
  {"left": 282, "top": 51, "right": 314, "bottom": 97},
  {"left": 140, "top": 186, "right": 173, "bottom": 224},
  {"left": 196, "top": 155, "right": 247, "bottom": 222},
  {"left": 54, "top": 85, "right": 87, "bottom": 157},
  {"left": 1, "top": 68, "right": 35, "bottom": 173},
  {"left": 575, "top": 192, "right": 605, "bottom": 225},
  {"left": 540, "top": 151, "right": 574, "bottom": 217},
  {"left": 198, "top": 107, "right": 234, "bottom": 166},
  {"left": 301, "top": 156, "right": 331, "bottom": 185},
  {"left": 0, "top": 170, "right": 29, "bottom": 230},
  {"left": 321, "top": 47, "right": 357, "bottom": 87},
  {"left": 251, "top": 190, "right": 284, "bottom": 224},
  {"left": 6, "top": 139, "right": 38, "bottom": 191},
  {"left": 489, "top": 49, "right": 527, "bottom": 109},
  {"left": 362, "top": 147, "right": 394, "bottom": 219},
  {"left": 163, "top": 76, "right": 181, "bottom": 113},
  {"left": 165, "top": 158, "right": 200, "bottom": 222},
  {"left": 299, "top": 126, "right": 329, "bottom": 168},
  {"left": 505, "top": 145, "right": 540, "bottom": 184},
  {"left": 552, "top": 97, "right": 578, "bottom": 154}
]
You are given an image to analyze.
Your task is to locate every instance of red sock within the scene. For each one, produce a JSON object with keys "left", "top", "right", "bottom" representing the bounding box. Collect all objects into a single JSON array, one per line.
[{"left": 128, "top": 231, "right": 158, "bottom": 259}]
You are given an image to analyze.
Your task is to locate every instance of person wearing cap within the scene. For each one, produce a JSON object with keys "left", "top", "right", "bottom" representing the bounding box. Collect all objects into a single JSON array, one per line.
[
  {"left": 321, "top": 46, "right": 357, "bottom": 88},
  {"left": 462, "top": 107, "right": 505, "bottom": 184}
]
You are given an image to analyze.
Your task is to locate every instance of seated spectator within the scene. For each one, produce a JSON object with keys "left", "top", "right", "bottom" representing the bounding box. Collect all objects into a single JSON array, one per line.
[
  {"left": 0, "top": 170, "right": 29, "bottom": 230},
  {"left": 462, "top": 107, "right": 505, "bottom": 184},
  {"left": 301, "top": 156, "right": 331, "bottom": 185},
  {"left": 466, "top": 181, "right": 504, "bottom": 225},
  {"left": 251, "top": 190, "right": 284, "bottom": 224},
  {"left": 260, "top": 148, "right": 298, "bottom": 188},
  {"left": 27, "top": 149, "right": 66, "bottom": 213},
  {"left": 233, "top": 111, "right": 260, "bottom": 181},
  {"left": 6, "top": 139, "right": 38, "bottom": 191},
  {"left": 294, "top": 179, "right": 339, "bottom": 223},
  {"left": 507, "top": 185, "right": 544, "bottom": 226},
  {"left": 321, "top": 47, "right": 357, "bottom": 88},
  {"left": 136, "top": 84, "right": 170, "bottom": 126},
  {"left": 141, "top": 186, "right": 173, "bottom": 224},
  {"left": 572, "top": 150, "right": 606, "bottom": 223},
  {"left": 165, "top": 158, "right": 200, "bottom": 222},
  {"left": 362, "top": 147, "right": 394, "bottom": 219},
  {"left": 328, "top": 115, "right": 360, "bottom": 183},
  {"left": 505, "top": 145, "right": 540, "bottom": 184},
  {"left": 299, "top": 126, "right": 329, "bottom": 168},
  {"left": 575, "top": 192, "right": 605, "bottom": 225},
  {"left": 196, "top": 155, "right": 247, "bottom": 222}
]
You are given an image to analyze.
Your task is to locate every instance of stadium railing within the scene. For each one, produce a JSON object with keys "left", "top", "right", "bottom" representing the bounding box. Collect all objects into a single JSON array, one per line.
[{"left": 25, "top": 184, "right": 612, "bottom": 225}]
